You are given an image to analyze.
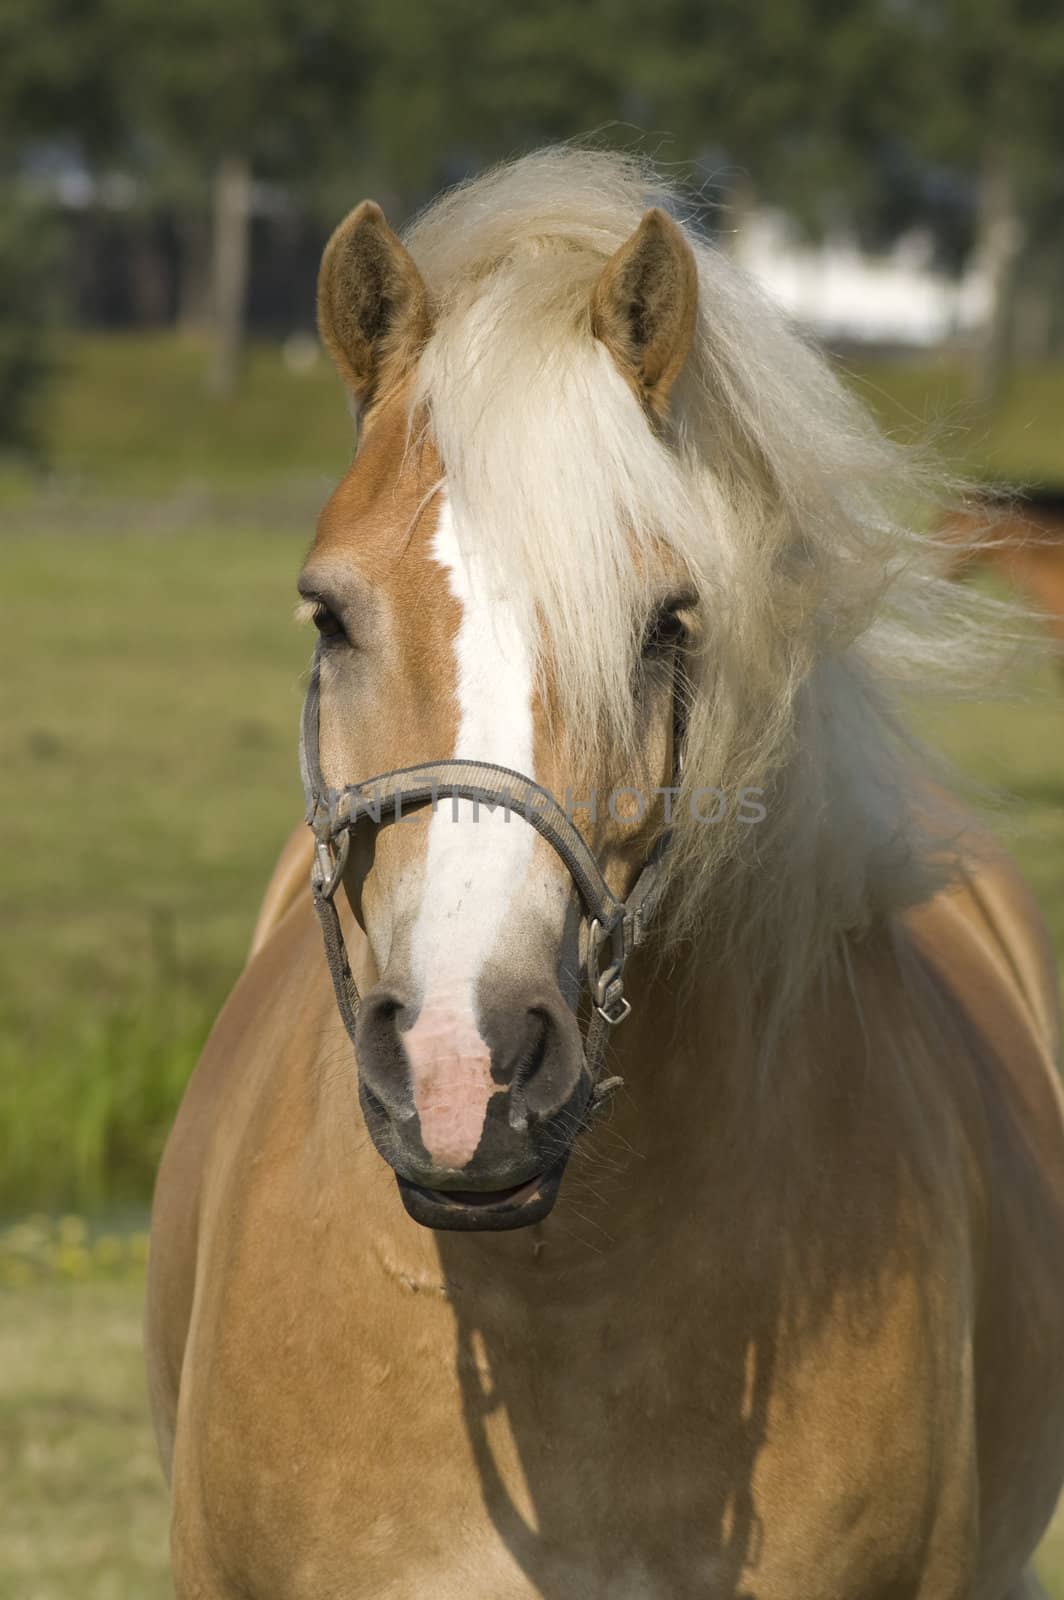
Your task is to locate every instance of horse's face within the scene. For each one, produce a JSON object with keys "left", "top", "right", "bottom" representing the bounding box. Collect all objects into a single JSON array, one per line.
[{"left": 300, "top": 201, "right": 697, "bottom": 1228}]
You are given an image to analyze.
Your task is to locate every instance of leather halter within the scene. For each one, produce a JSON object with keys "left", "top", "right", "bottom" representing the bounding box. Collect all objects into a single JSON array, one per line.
[{"left": 299, "top": 648, "right": 679, "bottom": 1092}]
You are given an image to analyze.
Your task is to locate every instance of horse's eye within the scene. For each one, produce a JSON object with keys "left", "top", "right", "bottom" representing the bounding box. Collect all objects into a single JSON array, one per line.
[
  {"left": 312, "top": 603, "right": 345, "bottom": 640},
  {"left": 642, "top": 602, "right": 687, "bottom": 659}
]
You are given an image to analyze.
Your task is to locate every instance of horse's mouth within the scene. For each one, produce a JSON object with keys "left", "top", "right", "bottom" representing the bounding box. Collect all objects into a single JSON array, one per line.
[{"left": 395, "top": 1164, "right": 565, "bottom": 1232}]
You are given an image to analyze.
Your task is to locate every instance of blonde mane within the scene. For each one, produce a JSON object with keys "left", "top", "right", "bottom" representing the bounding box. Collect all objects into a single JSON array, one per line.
[{"left": 402, "top": 146, "right": 1007, "bottom": 1022}]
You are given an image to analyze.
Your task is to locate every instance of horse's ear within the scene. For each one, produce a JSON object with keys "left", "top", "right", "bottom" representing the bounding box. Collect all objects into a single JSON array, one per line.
[
  {"left": 317, "top": 201, "right": 432, "bottom": 405},
  {"left": 591, "top": 207, "right": 698, "bottom": 416}
]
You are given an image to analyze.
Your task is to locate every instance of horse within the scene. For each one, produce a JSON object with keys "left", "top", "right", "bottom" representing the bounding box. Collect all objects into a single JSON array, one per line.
[
  {"left": 940, "top": 489, "right": 1064, "bottom": 675},
  {"left": 146, "top": 148, "right": 1064, "bottom": 1599}
]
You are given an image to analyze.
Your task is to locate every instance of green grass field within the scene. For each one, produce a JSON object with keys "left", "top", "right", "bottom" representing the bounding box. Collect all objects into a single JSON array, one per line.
[
  {"left": 0, "top": 334, "right": 1062, "bottom": 1595},
  {"left": 0, "top": 522, "right": 312, "bottom": 1208},
  {"left": 0, "top": 1277, "right": 170, "bottom": 1600}
]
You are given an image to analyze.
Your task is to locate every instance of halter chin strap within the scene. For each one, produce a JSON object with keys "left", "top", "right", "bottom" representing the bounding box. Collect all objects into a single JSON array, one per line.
[{"left": 299, "top": 650, "right": 677, "bottom": 1092}]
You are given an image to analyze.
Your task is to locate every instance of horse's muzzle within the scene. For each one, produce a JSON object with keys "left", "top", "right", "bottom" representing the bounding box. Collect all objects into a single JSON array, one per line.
[{"left": 354, "top": 983, "right": 591, "bottom": 1230}]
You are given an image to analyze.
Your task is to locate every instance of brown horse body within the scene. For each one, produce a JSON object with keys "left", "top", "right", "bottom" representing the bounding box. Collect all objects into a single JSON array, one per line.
[
  {"left": 149, "top": 829, "right": 1064, "bottom": 1598},
  {"left": 147, "top": 152, "right": 1064, "bottom": 1597}
]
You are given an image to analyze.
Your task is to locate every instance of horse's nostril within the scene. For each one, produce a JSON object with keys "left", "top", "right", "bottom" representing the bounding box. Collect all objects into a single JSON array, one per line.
[
  {"left": 489, "top": 997, "right": 584, "bottom": 1125},
  {"left": 508, "top": 1011, "right": 550, "bottom": 1131},
  {"left": 354, "top": 988, "right": 414, "bottom": 1116},
  {"left": 514, "top": 1010, "right": 550, "bottom": 1088},
  {"left": 359, "top": 989, "right": 410, "bottom": 1036}
]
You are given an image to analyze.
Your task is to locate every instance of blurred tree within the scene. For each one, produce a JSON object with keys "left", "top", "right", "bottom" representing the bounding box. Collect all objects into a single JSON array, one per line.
[
  {"left": 0, "top": 0, "right": 124, "bottom": 453},
  {"left": 4, "top": 0, "right": 1063, "bottom": 409},
  {"left": 108, "top": 0, "right": 370, "bottom": 393},
  {"left": 354, "top": 0, "right": 926, "bottom": 245},
  {"left": 0, "top": 0, "right": 125, "bottom": 155},
  {"left": 356, "top": 0, "right": 639, "bottom": 200},
  {"left": 615, "top": 0, "right": 921, "bottom": 236},
  {"left": 624, "top": 0, "right": 1064, "bottom": 400},
  {"left": 0, "top": 200, "right": 58, "bottom": 458},
  {"left": 907, "top": 0, "right": 1064, "bottom": 403}
]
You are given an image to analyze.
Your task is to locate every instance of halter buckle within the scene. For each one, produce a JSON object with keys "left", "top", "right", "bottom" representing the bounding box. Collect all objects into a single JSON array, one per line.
[
  {"left": 596, "top": 992, "right": 632, "bottom": 1026},
  {"left": 313, "top": 832, "right": 350, "bottom": 902},
  {"left": 587, "top": 917, "right": 632, "bottom": 1026}
]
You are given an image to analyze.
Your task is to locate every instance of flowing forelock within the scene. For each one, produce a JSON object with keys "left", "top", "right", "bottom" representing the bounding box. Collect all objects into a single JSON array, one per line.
[{"left": 400, "top": 145, "right": 1022, "bottom": 1028}]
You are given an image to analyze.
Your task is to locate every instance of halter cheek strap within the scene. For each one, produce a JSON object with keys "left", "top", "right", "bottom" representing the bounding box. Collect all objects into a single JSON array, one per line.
[{"left": 299, "top": 651, "right": 675, "bottom": 1093}]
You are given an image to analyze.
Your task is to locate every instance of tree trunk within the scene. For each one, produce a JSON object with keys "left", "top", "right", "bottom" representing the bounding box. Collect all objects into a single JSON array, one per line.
[
  {"left": 207, "top": 154, "right": 252, "bottom": 396},
  {"left": 1010, "top": 236, "right": 1058, "bottom": 365},
  {"left": 971, "top": 148, "right": 1025, "bottom": 409}
]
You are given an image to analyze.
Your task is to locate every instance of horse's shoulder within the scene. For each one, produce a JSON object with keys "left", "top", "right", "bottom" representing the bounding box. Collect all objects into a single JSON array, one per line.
[
  {"left": 896, "top": 831, "right": 1064, "bottom": 1258},
  {"left": 909, "top": 834, "right": 1061, "bottom": 1068},
  {"left": 148, "top": 847, "right": 325, "bottom": 1472}
]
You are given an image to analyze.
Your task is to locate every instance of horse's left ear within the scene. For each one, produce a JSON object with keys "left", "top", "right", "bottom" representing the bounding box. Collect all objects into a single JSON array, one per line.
[
  {"left": 317, "top": 200, "right": 432, "bottom": 406},
  {"left": 591, "top": 207, "right": 698, "bottom": 417}
]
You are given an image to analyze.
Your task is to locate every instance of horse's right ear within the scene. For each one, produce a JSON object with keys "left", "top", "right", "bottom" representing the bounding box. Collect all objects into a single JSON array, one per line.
[
  {"left": 317, "top": 201, "right": 432, "bottom": 406},
  {"left": 591, "top": 208, "right": 698, "bottom": 418}
]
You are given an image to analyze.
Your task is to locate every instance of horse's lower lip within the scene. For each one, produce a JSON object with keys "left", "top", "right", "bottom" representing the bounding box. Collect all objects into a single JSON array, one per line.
[{"left": 395, "top": 1165, "right": 565, "bottom": 1232}]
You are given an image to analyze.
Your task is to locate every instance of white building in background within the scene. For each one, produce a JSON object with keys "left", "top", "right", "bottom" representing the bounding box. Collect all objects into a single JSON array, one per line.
[{"left": 734, "top": 210, "right": 991, "bottom": 347}]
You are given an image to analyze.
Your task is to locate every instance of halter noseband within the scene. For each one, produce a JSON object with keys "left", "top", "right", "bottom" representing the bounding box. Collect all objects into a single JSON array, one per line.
[{"left": 299, "top": 650, "right": 678, "bottom": 1092}]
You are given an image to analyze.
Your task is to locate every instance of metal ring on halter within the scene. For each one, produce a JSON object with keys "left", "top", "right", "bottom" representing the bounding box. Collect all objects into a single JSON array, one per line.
[
  {"left": 313, "top": 832, "right": 350, "bottom": 902},
  {"left": 587, "top": 917, "right": 633, "bottom": 1026},
  {"left": 596, "top": 992, "right": 633, "bottom": 1027}
]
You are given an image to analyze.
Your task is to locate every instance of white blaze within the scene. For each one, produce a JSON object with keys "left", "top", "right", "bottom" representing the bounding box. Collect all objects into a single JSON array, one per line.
[{"left": 404, "top": 494, "right": 536, "bottom": 1167}]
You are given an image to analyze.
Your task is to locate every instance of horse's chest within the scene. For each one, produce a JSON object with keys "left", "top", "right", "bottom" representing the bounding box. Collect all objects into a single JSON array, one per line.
[{"left": 176, "top": 1244, "right": 968, "bottom": 1600}]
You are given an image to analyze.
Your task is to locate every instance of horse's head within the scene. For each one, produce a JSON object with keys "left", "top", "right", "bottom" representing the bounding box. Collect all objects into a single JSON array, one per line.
[{"left": 299, "top": 199, "right": 699, "bottom": 1230}]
